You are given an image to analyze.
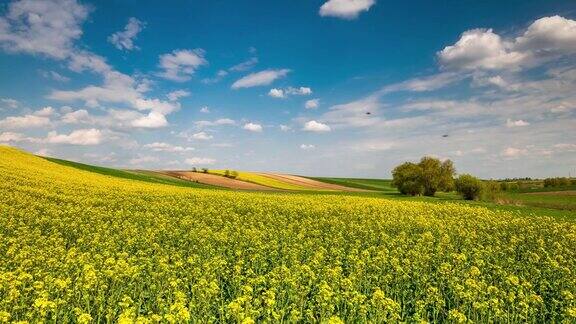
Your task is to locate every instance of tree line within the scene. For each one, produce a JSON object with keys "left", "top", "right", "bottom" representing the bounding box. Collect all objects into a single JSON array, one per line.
[{"left": 391, "top": 156, "right": 494, "bottom": 200}]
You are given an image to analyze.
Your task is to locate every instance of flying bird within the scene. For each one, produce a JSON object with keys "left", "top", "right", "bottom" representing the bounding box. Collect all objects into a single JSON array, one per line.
[{"left": 442, "top": 134, "right": 449, "bottom": 138}]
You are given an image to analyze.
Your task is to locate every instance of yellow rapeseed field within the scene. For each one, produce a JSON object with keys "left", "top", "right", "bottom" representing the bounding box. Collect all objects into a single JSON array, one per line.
[{"left": 0, "top": 146, "right": 575, "bottom": 323}]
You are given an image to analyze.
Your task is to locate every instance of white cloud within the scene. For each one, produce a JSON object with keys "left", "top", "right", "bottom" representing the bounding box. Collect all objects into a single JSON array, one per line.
[
  {"left": 268, "top": 88, "right": 285, "bottom": 99},
  {"left": 108, "top": 17, "right": 145, "bottom": 51},
  {"left": 438, "top": 16, "right": 576, "bottom": 71},
  {"left": 129, "top": 156, "right": 159, "bottom": 165},
  {"left": 232, "top": 69, "right": 290, "bottom": 89},
  {"left": 131, "top": 112, "right": 168, "bottom": 128},
  {"left": 506, "top": 119, "right": 530, "bottom": 127},
  {"left": 200, "top": 106, "right": 210, "bottom": 113},
  {"left": 46, "top": 128, "right": 102, "bottom": 145},
  {"left": 158, "top": 49, "right": 207, "bottom": 82},
  {"left": 167, "top": 89, "right": 190, "bottom": 101},
  {"left": 229, "top": 57, "right": 258, "bottom": 72},
  {"left": 201, "top": 70, "right": 228, "bottom": 84},
  {"left": 243, "top": 122, "right": 263, "bottom": 132},
  {"left": 268, "top": 87, "right": 312, "bottom": 99},
  {"left": 279, "top": 124, "right": 291, "bottom": 131},
  {"left": 438, "top": 29, "right": 526, "bottom": 70},
  {"left": 35, "top": 106, "right": 55, "bottom": 117},
  {"left": 515, "top": 16, "right": 576, "bottom": 55},
  {"left": 554, "top": 143, "right": 576, "bottom": 152},
  {"left": 195, "top": 118, "right": 236, "bottom": 128},
  {"left": 0, "top": 113, "right": 50, "bottom": 129},
  {"left": 303, "top": 120, "right": 331, "bottom": 132},
  {"left": 1, "top": 98, "right": 19, "bottom": 109},
  {"left": 300, "top": 144, "right": 315, "bottom": 150},
  {"left": 0, "top": 131, "right": 26, "bottom": 142},
  {"left": 185, "top": 157, "right": 216, "bottom": 165},
  {"left": 502, "top": 147, "right": 528, "bottom": 158},
  {"left": 191, "top": 131, "right": 213, "bottom": 140},
  {"left": 35, "top": 148, "right": 53, "bottom": 156},
  {"left": 305, "top": 98, "right": 320, "bottom": 109},
  {"left": 286, "top": 87, "right": 312, "bottom": 95},
  {"left": 321, "top": 96, "right": 382, "bottom": 128},
  {"left": 319, "top": 0, "right": 375, "bottom": 19},
  {"left": 144, "top": 142, "right": 194, "bottom": 153},
  {"left": 39, "top": 70, "right": 70, "bottom": 82},
  {"left": 0, "top": 0, "right": 90, "bottom": 59},
  {"left": 380, "top": 72, "right": 463, "bottom": 93},
  {"left": 61, "top": 109, "right": 91, "bottom": 124}
]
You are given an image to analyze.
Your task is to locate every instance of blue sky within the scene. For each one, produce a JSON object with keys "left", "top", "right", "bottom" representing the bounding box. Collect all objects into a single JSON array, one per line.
[{"left": 0, "top": 0, "right": 575, "bottom": 178}]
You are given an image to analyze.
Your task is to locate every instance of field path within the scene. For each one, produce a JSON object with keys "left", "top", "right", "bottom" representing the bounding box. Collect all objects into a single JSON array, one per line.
[
  {"left": 255, "top": 173, "right": 370, "bottom": 192},
  {"left": 159, "top": 171, "right": 277, "bottom": 190}
]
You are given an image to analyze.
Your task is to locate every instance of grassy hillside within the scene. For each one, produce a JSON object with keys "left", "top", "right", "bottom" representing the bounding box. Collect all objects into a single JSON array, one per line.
[
  {"left": 44, "top": 156, "right": 213, "bottom": 189},
  {"left": 311, "top": 177, "right": 396, "bottom": 192},
  {"left": 208, "top": 169, "right": 312, "bottom": 190},
  {"left": 2, "top": 146, "right": 576, "bottom": 322}
]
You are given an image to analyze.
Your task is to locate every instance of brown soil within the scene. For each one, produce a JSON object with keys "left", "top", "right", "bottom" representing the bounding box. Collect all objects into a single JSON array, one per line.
[
  {"left": 159, "top": 171, "right": 277, "bottom": 190},
  {"left": 255, "top": 173, "right": 370, "bottom": 192}
]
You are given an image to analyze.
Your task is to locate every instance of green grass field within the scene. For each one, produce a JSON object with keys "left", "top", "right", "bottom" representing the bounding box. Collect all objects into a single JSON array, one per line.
[{"left": 310, "top": 177, "right": 396, "bottom": 192}]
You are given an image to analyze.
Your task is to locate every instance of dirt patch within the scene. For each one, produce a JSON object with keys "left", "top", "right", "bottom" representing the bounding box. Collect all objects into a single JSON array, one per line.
[
  {"left": 525, "top": 190, "right": 576, "bottom": 196},
  {"left": 255, "top": 173, "right": 370, "bottom": 192},
  {"left": 159, "top": 171, "right": 277, "bottom": 190}
]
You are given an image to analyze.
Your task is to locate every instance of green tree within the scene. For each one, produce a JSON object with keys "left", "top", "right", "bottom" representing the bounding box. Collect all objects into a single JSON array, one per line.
[
  {"left": 392, "top": 162, "right": 423, "bottom": 196},
  {"left": 418, "top": 156, "right": 455, "bottom": 196},
  {"left": 455, "top": 174, "right": 483, "bottom": 200}
]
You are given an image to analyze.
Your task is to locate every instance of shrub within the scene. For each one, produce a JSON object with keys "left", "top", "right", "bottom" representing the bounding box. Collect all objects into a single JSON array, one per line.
[
  {"left": 392, "top": 162, "right": 423, "bottom": 196},
  {"left": 481, "top": 180, "right": 501, "bottom": 201},
  {"left": 455, "top": 174, "right": 483, "bottom": 200},
  {"left": 543, "top": 177, "right": 571, "bottom": 187}
]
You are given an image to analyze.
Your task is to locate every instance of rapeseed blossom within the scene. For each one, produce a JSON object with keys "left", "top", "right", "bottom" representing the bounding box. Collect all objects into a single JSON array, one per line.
[{"left": 0, "top": 146, "right": 575, "bottom": 322}]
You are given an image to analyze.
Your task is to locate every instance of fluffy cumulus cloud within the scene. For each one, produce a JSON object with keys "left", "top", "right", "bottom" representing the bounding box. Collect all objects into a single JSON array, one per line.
[
  {"left": 0, "top": 132, "right": 27, "bottom": 142},
  {"left": 268, "top": 87, "right": 312, "bottom": 99},
  {"left": 319, "top": 0, "right": 375, "bottom": 19},
  {"left": 158, "top": 49, "right": 208, "bottom": 82},
  {"left": 438, "top": 29, "right": 526, "bottom": 70},
  {"left": 305, "top": 98, "right": 320, "bottom": 109},
  {"left": 300, "top": 144, "right": 315, "bottom": 150},
  {"left": 185, "top": 157, "right": 216, "bottom": 165},
  {"left": 268, "top": 88, "right": 285, "bottom": 99},
  {"left": 45, "top": 128, "right": 103, "bottom": 145},
  {"left": 0, "top": 0, "right": 90, "bottom": 59},
  {"left": 438, "top": 16, "right": 576, "bottom": 71},
  {"left": 143, "top": 142, "right": 194, "bottom": 153},
  {"left": 0, "top": 113, "right": 51, "bottom": 129},
  {"left": 232, "top": 69, "right": 290, "bottom": 89},
  {"left": 303, "top": 120, "right": 331, "bottom": 132},
  {"left": 108, "top": 17, "right": 145, "bottom": 51},
  {"left": 243, "top": 122, "right": 263, "bottom": 132},
  {"left": 131, "top": 112, "right": 168, "bottom": 128}
]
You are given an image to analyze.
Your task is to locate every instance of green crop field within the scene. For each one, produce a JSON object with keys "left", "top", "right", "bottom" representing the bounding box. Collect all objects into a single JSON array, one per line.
[{"left": 2, "top": 146, "right": 576, "bottom": 323}]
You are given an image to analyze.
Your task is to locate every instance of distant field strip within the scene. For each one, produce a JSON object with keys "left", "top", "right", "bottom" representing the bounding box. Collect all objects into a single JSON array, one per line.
[
  {"left": 208, "top": 170, "right": 312, "bottom": 190},
  {"left": 256, "top": 173, "right": 369, "bottom": 192},
  {"left": 158, "top": 171, "right": 275, "bottom": 190}
]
